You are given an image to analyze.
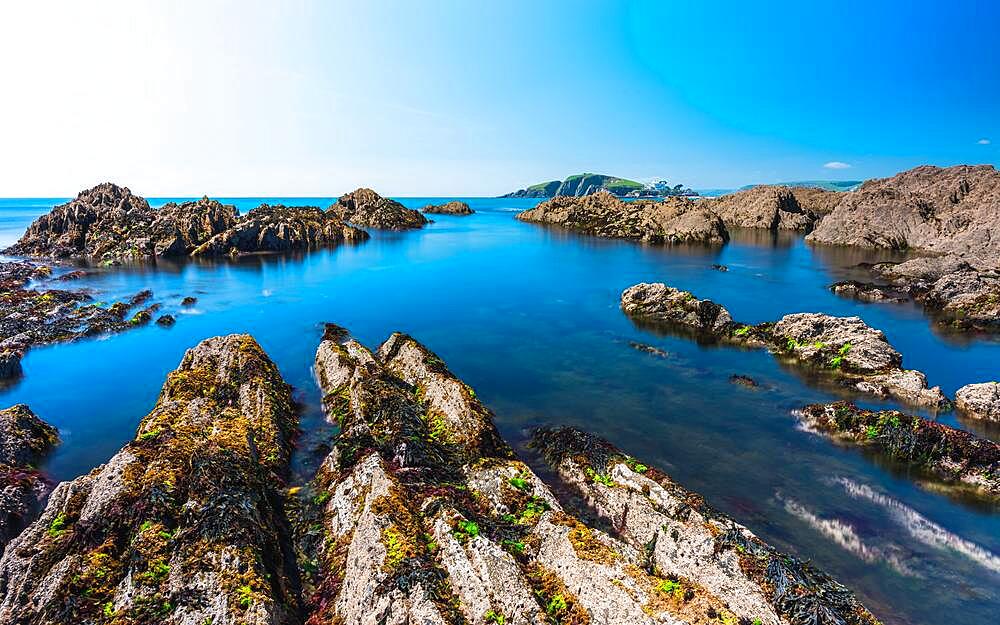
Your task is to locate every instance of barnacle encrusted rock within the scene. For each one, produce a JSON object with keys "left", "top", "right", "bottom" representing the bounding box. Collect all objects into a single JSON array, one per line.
[
  {"left": 531, "top": 426, "right": 880, "bottom": 625},
  {"left": 0, "top": 335, "right": 300, "bottom": 624},
  {"left": 328, "top": 188, "right": 429, "bottom": 230},
  {"left": 517, "top": 190, "right": 729, "bottom": 245},
  {"left": 796, "top": 401, "right": 1000, "bottom": 501},
  {"left": 0, "top": 404, "right": 58, "bottom": 553},
  {"left": 620, "top": 283, "right": 947, "bottom": 409},
  {"left": 302, "top": 326, "right": 880, "bottom": 625}
]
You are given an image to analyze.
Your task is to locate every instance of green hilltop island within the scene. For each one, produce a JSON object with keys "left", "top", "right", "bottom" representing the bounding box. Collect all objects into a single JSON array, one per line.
[{"left": 502, "top": 172, "right": 697, "bottom": 198}]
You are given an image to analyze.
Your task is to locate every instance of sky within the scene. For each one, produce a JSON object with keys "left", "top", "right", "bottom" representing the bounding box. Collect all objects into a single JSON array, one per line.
[{"left": 1, "top": 0, "right": 997, "bottom": 196}]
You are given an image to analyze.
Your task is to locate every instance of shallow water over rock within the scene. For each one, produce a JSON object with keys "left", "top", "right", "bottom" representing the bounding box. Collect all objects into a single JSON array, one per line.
[{"left": 1, "top": 197, "right": 999, "bottom": 625}]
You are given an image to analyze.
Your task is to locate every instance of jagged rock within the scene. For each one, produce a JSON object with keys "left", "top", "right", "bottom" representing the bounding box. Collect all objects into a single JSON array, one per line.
[
  {"left": 4, "top": 184, "right": 239, "bottom": 261},
  {"left": 302, "top": 327, "right": 839, "bottom": 625},
  {"left": 517, "top": 191, "right": 729, "bottom": 245},
  {"left": 155, "top": 315, "right": 175, "bottom": 328},
  {"left": 807, "top": 165, "right": 1000, "bottom": 268},
  {"left": 0, "top": 405, "right": 59, "bottom": 553},
  {"left": 0, "top": 352, "right": 21, "bottom": 381},
  {"left": 531, "top": 427, "right": 879, "bottom": 625},
  {"left": 0, "top": 335, "right": 300, "bottom": 624},
  {"left": 422, "top": 201, "right": 473, "bottom": 215},
  {"left": 829, "top": 280, "right": 909, "bottom": 303},
  {"left": 955, "top": 382, "right": 1000, "bottom": 422},
  {"left": 621, "top": 283, "right": 947, "bottom": 408},
  {"left": 181, "top": 296, "right": 197, "bottom": 306},
  {"left": 620, "top": 283, "right": 733, "bottom": 336},
  {"left": 705, "top": 185, "right": 839, "bottom": 231},
  {"left": 797, "top": 402, "right": 999, "bottom": 501},
  {"left": 192, "top": 204, "right": 368, "bottom": 256},
  {"left": 328, "top": 188, "right": 429, "bottom": 230}
]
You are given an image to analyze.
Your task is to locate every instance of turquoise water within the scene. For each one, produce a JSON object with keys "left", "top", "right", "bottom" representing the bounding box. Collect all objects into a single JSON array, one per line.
[{"left": 1, "top": 196, "right": 999, "bottom": 625}]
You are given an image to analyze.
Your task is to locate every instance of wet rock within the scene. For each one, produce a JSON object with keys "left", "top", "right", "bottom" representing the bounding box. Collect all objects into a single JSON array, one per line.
[
  {"left": 955, "top": 382, "right": 1000, "bottom": 422},
  {"left": 0, "top": 405, "right": 59, "bottom": 553},
  {"left": 328, "top": 188, "right": 429, "bottom": 230},
  {"left": 621, "top": 282, "right": 734, "bottom": 336},
  {"left": 711, "top": 263, "right": 728, "bottom": 271},
  {"left": 422, "top": 200, "right": 473, "bottom": 215},
  {"left": 705, "top": 185, "right": 840, "bottom": 232},
  {"left": 829, "top": 280, "right": 909, "bottom": 303},
  {"left": 129, "top": 289, "right": 153, "bottom": 307},
  {"left": 797, "top": 402, "right": 999, "bottom": 501},
  {"left": 55, "top": 270, "right": 88, "bottom": 281},
  {"left": 729, "top": 374, "right": 759, "bottom": 388},
  {"left": 807, "top": 165, "right": 1000, "bottom": 269},
  {"left": 155, "top": 314, "right": 176, "bottom": 328},
  {"left": 531, "top": 427, "right": 879, "bottom": 625},
  {"left": 621, "top": 282, "right": 947, "bottom": 409},
  {"left": 192, "top": 204, "right": 368, "bottom": 256},
  {"left": 0, "top": 335, "right": 300, "bottom": 623},
  {"left": 628, "top": 341, "right": 669, "bottom": 358},
  {"left": 0, "top": 352, "right": 21, "bottom": 381},
  {"left": 517, "top": 190, "right": 729, "bottom": 245},
  {"left": 180, "top": 296, "right": 197, "bottom": 306},
  {"left": 4, "top": 184, "right": 239, "bottom": 261},
  {"left": 303, "top": 326, "right": 811, "bottom": 625}
]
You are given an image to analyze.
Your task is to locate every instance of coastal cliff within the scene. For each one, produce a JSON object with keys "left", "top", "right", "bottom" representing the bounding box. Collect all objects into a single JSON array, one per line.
[{"left": 503, "top": 173, "right": 695, "bottom": 198}]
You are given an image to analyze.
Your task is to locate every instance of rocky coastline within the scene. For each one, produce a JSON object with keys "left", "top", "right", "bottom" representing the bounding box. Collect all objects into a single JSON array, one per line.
[
  {"left": 620, "top": 282, "right": 948, "bottom": 409},
  {"left": 703, "top": 185, "right": 840, "bottom": 232},
  {"left": 328, "top": 188, "right": 429, "bottom": 230},
  {"left": 0, "top": 405, "right": 58, "bottom": 554}
]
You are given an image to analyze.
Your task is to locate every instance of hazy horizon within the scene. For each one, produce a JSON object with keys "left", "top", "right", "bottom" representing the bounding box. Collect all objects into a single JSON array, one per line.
[{"left": 1, "top": 1, "right": 997, "bottom": 196}]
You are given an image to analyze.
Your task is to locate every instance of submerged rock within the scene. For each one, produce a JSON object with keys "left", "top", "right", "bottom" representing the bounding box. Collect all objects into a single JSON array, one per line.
[
  {"left": 301, "top": 326, "right": 869, "bottom": 625},
  {"left": 180, "top": 296, "right": 198, "bottom": 306},
  {"left": 829, "top": 280, "right": 909, "bottom": 304},
  {"left": 797, "top": 402, "right": 999, "bottom": 501},
  {"left": 0, "top": 335, "right": 300, "bottom": 623},
  {"left": 422, "top": 200, "right": 473, "bottom": 215},
  {"left": 328, "top": 188, "right": 429, "bottom": 230},
  {"left": 729, "top": 374, "right": 759, "bottom": 388},
  {"left": 955, "top": 382, "right": 1000, "bottom": 422},
  {"left": 155, "top": 314, "right": 176, "bottom": 327},
  {"left": 621, "top": 282, "right": 948, "bottom": 409},
  {"left": 517, "top": 190, "right": 729, "bottom": 245},
  {"left": 705, "top": 185, "right": 839, "bottom": 232},
  {"left": 531, "top": 426, "right": 879, "bottom": 625},
  {"left": 0, "top": 404, "right": 59, "bottom": 553},
  {"left": 628, "top": 340, "right": 669, "bottom": 358},
  {"left": 620, "top": 282, "right": 733, "bottom": 336},
  {"left": 192, "top": 204, "right": 368, "bottom": 256}
]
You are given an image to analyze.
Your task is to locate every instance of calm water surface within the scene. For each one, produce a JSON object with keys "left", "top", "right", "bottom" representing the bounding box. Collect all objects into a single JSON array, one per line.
[{"left": 1, "top": 196, "right": 999, "bottom": 625}]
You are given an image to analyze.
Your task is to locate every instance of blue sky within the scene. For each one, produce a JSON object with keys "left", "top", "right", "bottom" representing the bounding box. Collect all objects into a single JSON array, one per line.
[{"left": 1, "top": 0, "right": 997, "bottom": 195}]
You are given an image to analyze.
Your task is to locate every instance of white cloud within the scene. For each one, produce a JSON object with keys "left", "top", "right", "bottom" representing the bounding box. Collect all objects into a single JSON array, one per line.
[
  {"left": 978, "top": 138, "right": 991, "bottom": 145},
  {"left": 823, "top": 161, "right": 852, "bottom": 170}
]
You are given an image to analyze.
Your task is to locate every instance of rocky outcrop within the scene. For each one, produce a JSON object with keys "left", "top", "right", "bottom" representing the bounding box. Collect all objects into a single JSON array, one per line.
[
  {"left": 621, "top": 283, "right": 948, "bottom": 409},
  {"left": 797, "top": 402, "right": 999, "bottom": 501},
  {"left": 503, "top": 174, "right": 695, "bottom": 198},
  {"left": 621, "top": 283, "right": 733, "bottom": 336},
  {"left": 191, "top": 204, "right": 368, "bottom": 256},
  {"left": 828, "top": 280, "right": 909, "bottom": 303},
  {"left": 4, "top": 184, "right": 239, "bottom": 261},
  {"left": 807, "top": 165, "right": 1000, "bottom": 268},
  {"left": 0, "top": 335, "right": 300, "bottom": 624},
  {"left": 532, "top": 427, "right": 879, "bottom": 625},
  {"left": 0, "top": 405, "right": 58, "bottom": 553},
  {"left": 422, "top": 201, "right": 474, "bottom": 215},
  {"left": 705, "top": 185, "right": 840, "bottom": 232},
  {"left": 1, "top": 260, "right": 167, "bottom": 379},
  {"left": 302, "top": 326, "right": 879, "bottom": 625},
  {"left": 517, "top": 191, "right": 729, "bottom": 245},
  {"left": 955, "top": 382, "right": 1000, "bottom": 422},
  {"left": 328, "top": 188, "right": 429, "bottom": 230}
]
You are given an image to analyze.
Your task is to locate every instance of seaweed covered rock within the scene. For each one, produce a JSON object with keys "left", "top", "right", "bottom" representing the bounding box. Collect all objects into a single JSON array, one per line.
[
  {"left": 3, "top": 184, "right": 239, "bottom": 261},
  {"left": 621, "top": 282, "right": 733, "bottom": 336},
  {"left": 422, "top": 201, "right": 473, "bottom": 215},
  {"left": 517, "top": 190, "right": 729, "bottom": 245},
  {"left": 0, "top": 335, "right": 301, "bottom": 624},
  {"left": 705, "top": 185, "right": 839, "bottom": 232},
  {"left": 621, "top": 282, "right": 947, "bottom": 408},
  {"left": 955, "top": 382, "right": 1000, "bottom": 422},
  {"left": 192, "top": 204, "right": 368, "bottom": 256},
  {"left": 328, "top": 188, "right": 429, "bottom": 230},
  {"left": 531, "top": 427, "right": 880, "bottom": 625},
  {"left": 796, "top": 402, "right": 1000, "bottom": 501},
  {"left": 302, "top": 326, "right": 771, "bottom": 625},
  {"left": 0, "top": 405, "right": 58, "bottom": 552},
  {"left": 1, "top": 260, "right": 166, "bottom": 377}
]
